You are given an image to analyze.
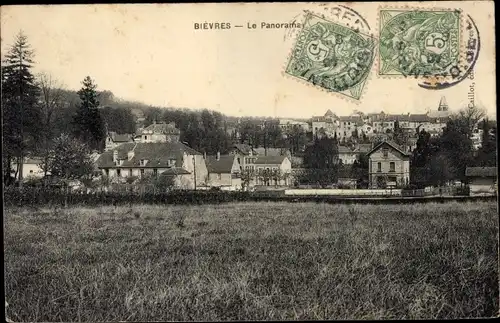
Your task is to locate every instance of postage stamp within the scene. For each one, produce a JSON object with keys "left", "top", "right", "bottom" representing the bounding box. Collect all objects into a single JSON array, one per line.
[
  {"left": 378, "top": 9, "right": 461, "bottom": 77},
  {"left": 284, "top": 12, "right": 376, "bottom": 100},
  {"left": 417, "top": 13, "right": 481, "bottom": 90}
]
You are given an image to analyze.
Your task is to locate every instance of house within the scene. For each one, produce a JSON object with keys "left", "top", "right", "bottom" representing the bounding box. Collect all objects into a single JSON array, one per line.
[
  {"left": 311, "top": 117, "right": 338, "bottom": 138},
  {"left": 465, "top": 167, "right": 497, "bottom": 196},
  {"left": 138, "top": 121, "right": 181, "bottom": 143},
  {"left": 11, "top": 157, "right": 46, "bottom": 181},
  {"left": 205, "top": 153, "right": 242, "bottom": 190},
  {"left": 366, "top": 140, "right": 410, "bottom": 188},
  {"left": 229, "top": 143, "right": 258, "bottom": 171},
  {"left": 338, "top": 146, "right": 358, "bottom": 165},
  {"left": 105, "top": 132, "right": 135, "bottom": 151},
  {"left": 338, "top": 143, "right": 373, "bottom": 165},
  {"left": 96, "top": 142, "right": 208, "bottom": 190},
  {"left": 338, "top": 116, "right": 363, "bottom": 138},
  {"left": 279, "top": 119, "right": 310, "bottom": 132},
  {"left": 254, "top": 155, "right": 292, "bottom": 186}
]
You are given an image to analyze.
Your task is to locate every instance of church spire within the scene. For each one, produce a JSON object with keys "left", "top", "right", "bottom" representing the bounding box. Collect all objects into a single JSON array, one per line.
[{"left": 438, "top": 96, "right": 448, "bottom": 111}]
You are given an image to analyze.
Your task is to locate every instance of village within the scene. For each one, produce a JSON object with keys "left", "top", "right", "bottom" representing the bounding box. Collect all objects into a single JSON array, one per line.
[
  {"left": 11, "top": 96, "right": 497, "bottom": 197},
  {"left": 3, "top": 3, "right": 498, "bottom": 322}
]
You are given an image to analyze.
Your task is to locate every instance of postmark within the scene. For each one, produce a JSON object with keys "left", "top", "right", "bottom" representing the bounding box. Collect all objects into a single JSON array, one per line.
[
  {"left": 284, "top": 12, "right": 376, "bottom": 100},
  {"left": 378, "top": 9, "right": 461, "bottom": 77},
  {"left": 418, "top": 13, "right": 480, "bottom": 90}
]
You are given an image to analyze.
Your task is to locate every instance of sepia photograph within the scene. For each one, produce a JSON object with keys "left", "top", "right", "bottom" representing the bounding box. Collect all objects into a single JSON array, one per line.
[{"left": 2, "top": 1, "right": 498, "bottom": 321}]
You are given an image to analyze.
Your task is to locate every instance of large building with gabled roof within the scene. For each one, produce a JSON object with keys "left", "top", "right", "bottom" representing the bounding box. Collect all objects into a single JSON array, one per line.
[
  {"left": 365, "top": 140, "right": 411, "bottom": 188},
  {"left": 96, "top": 141, "right": 208, "bottom": 189}
]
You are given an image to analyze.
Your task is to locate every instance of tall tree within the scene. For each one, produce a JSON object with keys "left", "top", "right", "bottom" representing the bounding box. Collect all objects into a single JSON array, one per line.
[
  {"left": 1, "top": 31, "right": 42, "bottom": 185},
  {"left": 285, "top": 125, "right": 307, "bottom": 155},
  {"left": 100, "top": 106, "right": 136, "bottom": 134},
  {"left": 458, "top": 105, "right": 486, "bottom": 139},
  {"left": 301, "top": 137, "right": 339, "bottom": 187},
  {"left": 38, "top": 73, "right": 66, "bottom": 178},
  {"left": 438, "top": 117, "right": 474, "bottom": 183},
  {"left": 72, "top": 76, "right": 105, "bottom": 151},
  {"left": 476, "top": 118, "right": 497, "bottom": 167}
]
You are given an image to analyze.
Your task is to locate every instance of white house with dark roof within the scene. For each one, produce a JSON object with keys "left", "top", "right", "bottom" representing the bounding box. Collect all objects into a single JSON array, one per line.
[
  {"left": 139, "top": 121, "right": 181, "bottom": 143},
  {"left": 205, "top": 153, "right": 242, "bottom": 190},
  {"left": 254, "top": 155, "right": 292, "bottom": 186},
  {"left": 366, "top": 140, "right": 411, "bottom": 188},
  {"left": 96, "top": 142, "right": 208, "bottom": 189},
  {"left": 11, "top": 157, "right": 46, "bottom": 181}
]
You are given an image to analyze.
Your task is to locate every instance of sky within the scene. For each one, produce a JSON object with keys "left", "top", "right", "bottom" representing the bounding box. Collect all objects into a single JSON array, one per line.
[{"left": 1, "top": 2, "right": 496, "bottom": 119}]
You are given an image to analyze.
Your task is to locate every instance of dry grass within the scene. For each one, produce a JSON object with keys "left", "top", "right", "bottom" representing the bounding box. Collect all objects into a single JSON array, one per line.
[{"left": 4, "top": 201, "right": 499, "bottom": 321}]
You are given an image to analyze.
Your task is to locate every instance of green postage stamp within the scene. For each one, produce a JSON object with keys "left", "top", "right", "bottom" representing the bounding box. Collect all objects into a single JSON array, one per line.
[
  {"left": 285, "top": 12, "right": 376, "bottom": 100},
  {"left": 378, "top": 9, "right": 461, "bottom": 77}
]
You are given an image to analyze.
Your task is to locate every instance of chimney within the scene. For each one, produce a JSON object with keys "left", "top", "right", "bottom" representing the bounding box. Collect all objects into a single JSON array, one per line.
[
  {"left": 217, "top": 151, "right": 220, "bottom": 161},
  {"left": 113, "top": 150, "right": 118, "bottom": 163}
]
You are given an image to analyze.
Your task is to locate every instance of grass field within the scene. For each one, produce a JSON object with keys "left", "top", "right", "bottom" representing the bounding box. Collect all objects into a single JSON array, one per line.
[{"left": 4, "top": 201, "right": 499, "bottom": 321}]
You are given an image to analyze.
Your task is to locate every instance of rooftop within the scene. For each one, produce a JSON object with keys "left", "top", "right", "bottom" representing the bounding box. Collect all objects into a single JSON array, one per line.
[
  {"left": 366, "top": 140, "right": 410, "bottom": 157},
  {"left": 254, "top": 155, "right": 287, "bottom": 165},
  {"left": 205, "top": 155, "right": 237, "bottom": 173},
  {"left": 465, "top": 167, "right": 497, "bottom": 177},
  {"left": 97, "top": 142, "right": 201, "bottom": 168}
]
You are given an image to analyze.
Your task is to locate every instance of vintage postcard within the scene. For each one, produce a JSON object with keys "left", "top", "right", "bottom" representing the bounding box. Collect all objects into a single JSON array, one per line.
[{"left": 1, "top": 1, "right": 497, "bottom": 321}]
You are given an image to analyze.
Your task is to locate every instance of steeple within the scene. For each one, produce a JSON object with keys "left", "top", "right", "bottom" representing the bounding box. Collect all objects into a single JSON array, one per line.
[{"left": 438, "top": 96, "right": 448, "bottom": 111}]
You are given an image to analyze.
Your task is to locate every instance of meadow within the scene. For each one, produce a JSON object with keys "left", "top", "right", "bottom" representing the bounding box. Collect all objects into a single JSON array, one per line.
[{"left": 4, "top": 201, "right": 499, "bottom": 321}]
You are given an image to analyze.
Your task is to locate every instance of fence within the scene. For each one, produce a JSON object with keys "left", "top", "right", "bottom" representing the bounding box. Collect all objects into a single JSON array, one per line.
[
  {"left": 4, "top": 186, "right": 493, "bottom": 207},
  {"left": 285, "top": 189, "right": 403, "bottom": 196}
]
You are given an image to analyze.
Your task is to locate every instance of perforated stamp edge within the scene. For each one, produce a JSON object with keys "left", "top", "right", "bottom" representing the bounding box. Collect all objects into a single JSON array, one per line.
[
  {"left": 375, "top": 5, "right": 467, "bottom": 82},
  {"left": 281, "top": 8, "right": 377, "bottom": 104}
]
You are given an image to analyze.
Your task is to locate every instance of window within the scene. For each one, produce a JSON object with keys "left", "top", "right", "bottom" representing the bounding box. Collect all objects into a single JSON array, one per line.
[
  {"left": 153, "top": 169, "right": 158, "bottom": 177},
  {"left": 217, "top": 173, "right": 222, "bottom": 180},
  {"left": 129, "top": 169, "right": 133, "bottom": 177},
  {"left": 29, "top": 170, "right": 33, "bottom": 174},
  {"left": 389, "top": 162, "right": 395, "bottom": 172},
  {"left": 383, "top": 148, "right": 389, "bottom": 158},
  {"left": 140, "top": 169, "right": 145, "bottom": 177},
  {"left": 105, "top": 169, "right": 109, "bottom": 176},
  {"left": 377, "top": 162, "right": 381, "bottom": 172},
  {"left": 117, "top": 169, "right": 121, "bottom": 177}
]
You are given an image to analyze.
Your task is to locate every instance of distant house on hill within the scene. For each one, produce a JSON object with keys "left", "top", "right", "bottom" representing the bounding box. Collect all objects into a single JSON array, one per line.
[
  {"left": 465, "top": 167, "right": 497, "bottom": 196},
  {"left": 205, "top": 153, "right": 242, "bottom": 190},
  {"left": 138, "top": 121, "right": 181, "bottom": 143},
  {"left": 96, "top": 142, "right": 208, "bottom": 189},
  {"left": 366, "top": 140, "right": 410, "bottom": 189},
  {"left": 105, "top": 132, "right": 135, "bottom": 151}
]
